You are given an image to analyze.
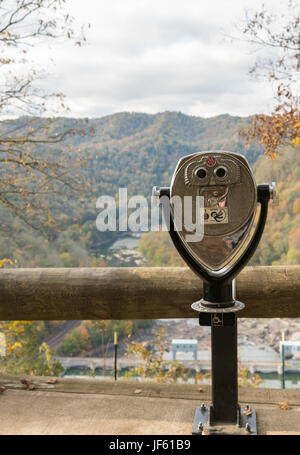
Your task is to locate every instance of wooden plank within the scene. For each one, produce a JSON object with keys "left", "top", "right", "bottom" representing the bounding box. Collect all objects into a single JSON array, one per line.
[
  {"left": 0, "top": 376, "right": 300, "bottom": 435},
  {"left": 0, "top": 266, "right": 300, "bottom": 320},
  {"left": 1, "top": 375, "right": 300, "bottom": 407},
  {"left": 1, "top": 388, "right": 300, "bottom": 435}
]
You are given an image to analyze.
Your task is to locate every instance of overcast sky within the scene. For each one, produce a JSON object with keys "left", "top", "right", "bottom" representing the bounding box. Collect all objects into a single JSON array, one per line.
[{"left": 33, "top": 0, "right": 286, "bottom": 119}]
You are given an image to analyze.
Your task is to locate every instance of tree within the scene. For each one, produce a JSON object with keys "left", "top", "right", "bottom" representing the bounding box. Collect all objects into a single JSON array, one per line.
[
  {"left": 240, "top": 1, "right": 300, "bottom": 157},
  {"left": 126, "top": 327, "right": 261, "bottom": 387},
  {"left": 0, "top": 0, "right": 91, "bottom": 231},
  {"left": 125, "top": 327, "right": 201, "bottom": 383},
  {"left": 0, "top": 1, "right": 90, "bottom": 376},
  {"left": 0, "top": 321, "right": 63, "bottom": 375}
]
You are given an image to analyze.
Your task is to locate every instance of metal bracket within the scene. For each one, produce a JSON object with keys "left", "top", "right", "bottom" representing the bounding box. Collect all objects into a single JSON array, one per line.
[
  {"left": 192, "top": 299, "right": 245, "bottom": 314},
  {"left": 192, "top": 404, "right": 257, "bottom": 435}
]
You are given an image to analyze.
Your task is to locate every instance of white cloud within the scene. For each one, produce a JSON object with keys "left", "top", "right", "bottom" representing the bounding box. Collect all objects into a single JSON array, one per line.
[{"left": 18, "top": 0, "right": 287, "bottom": 118}]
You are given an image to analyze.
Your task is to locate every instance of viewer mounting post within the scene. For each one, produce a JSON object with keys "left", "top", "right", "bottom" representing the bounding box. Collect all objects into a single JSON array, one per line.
[{"left": 153, "top": 150, "right": 276, "bottom": 435}]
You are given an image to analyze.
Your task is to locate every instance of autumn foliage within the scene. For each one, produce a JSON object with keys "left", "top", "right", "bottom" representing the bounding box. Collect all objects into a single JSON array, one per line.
[{"left": 241, "top": 1, "right": 300, "bottom": 157}]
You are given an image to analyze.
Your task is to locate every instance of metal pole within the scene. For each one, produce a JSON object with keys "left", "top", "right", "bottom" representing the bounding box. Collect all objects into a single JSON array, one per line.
[
  {"left": 281, "top": 331, "right": 285, "bottom": 390},
  {"left": 114, "top": 332, "right": 118, "bottom": 381},
  {"left": 211, "top": 313, "right": 238, "bottom": 424},
  {"left": 195, "top": 310, "right": 257, "bottom": 434}
]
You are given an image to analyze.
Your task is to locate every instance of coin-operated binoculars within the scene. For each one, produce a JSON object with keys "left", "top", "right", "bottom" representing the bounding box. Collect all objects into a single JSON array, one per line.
[{"left": 153, "top": 150, "right": 276, "bottom": 435}]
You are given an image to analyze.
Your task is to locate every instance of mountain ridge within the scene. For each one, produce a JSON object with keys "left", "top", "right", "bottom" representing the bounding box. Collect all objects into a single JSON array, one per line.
[{"left": 0, "top": 110, "right": 265, "bottom": 268}]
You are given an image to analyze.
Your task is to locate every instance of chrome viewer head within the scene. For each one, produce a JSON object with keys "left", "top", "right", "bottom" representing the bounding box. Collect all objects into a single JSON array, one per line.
[{"left": 170, "top": 150, "right": 257, "bottom": 271}]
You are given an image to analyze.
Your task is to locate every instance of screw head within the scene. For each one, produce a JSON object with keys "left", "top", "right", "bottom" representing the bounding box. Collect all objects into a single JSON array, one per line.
[
  {"left": 245, "top": 422, "right": 252, "bottom": 433},
  {"left": 197, "top": 422, "right": 203, "bottom": 433}
]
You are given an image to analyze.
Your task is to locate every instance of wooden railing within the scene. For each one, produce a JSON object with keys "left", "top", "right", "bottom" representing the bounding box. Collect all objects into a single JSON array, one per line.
[{"left": 0, "top": 265, "right": 299, "bottom": 320}]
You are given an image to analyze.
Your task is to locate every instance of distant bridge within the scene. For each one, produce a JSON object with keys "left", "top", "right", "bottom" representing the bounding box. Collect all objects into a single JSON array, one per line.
[
  {"left": 54, "top": 355, "right": 290, "bottom": 375},
  {"left": 55, "top": 356, "right": 144, "bottom": 372}
]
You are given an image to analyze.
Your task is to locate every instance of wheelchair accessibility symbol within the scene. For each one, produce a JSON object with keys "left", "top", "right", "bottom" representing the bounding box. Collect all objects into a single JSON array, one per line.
[{"left": 211, "top": 314, "right": 223, "bottom": 326}]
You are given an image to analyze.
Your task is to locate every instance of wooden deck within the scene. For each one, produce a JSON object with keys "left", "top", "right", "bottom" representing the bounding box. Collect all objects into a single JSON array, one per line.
[{"left": 0, "top": 374, "right": 300, "bottom": 435}]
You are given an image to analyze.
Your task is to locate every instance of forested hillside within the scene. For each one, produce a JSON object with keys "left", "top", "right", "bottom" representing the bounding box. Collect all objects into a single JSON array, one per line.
[
  {"left": 1, "top": 110, "right": 297, "bottom": 270},
  {"left": 0, "top": 111, "right": 262, "bottom": 267}
]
